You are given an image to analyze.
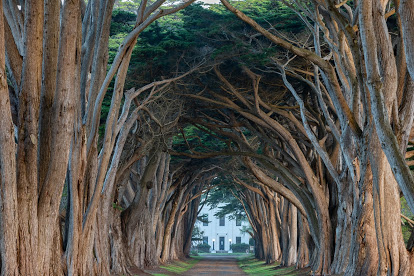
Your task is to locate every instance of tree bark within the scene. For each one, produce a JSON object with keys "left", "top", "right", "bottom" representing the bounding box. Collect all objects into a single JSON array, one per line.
[
  {"left": 0, "top": 0, "right": 19, "bottom": 272},
  {"left": 16, "top": 1, "right": 44, "bottom": 273}
]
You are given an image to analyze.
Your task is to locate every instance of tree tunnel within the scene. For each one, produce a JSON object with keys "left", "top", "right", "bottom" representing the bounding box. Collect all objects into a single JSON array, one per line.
[{"left": 1, "top": 0, "right": 414, "bottom": 275}]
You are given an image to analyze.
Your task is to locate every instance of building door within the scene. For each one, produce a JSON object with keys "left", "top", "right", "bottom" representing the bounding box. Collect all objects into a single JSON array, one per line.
[{"left": 219, "top": 237, "right": 225, "bottom": 250}]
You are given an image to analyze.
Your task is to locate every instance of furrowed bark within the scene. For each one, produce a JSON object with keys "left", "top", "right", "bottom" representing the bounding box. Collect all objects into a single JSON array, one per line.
[
  {"left": 16, "top": 1, "right": 44, "bottom": 273},
  {"left": 38, "top": 1, "right": 80, "bottom": 274},
  {"left": 38, "top": 0, "right": 61, "bottom": 190},
  {"left": 0, "top": 0, "right": 18, "bottom": 272}
]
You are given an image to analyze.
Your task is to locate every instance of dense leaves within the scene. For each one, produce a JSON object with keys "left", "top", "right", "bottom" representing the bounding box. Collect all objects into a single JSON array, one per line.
[{"left": 230, "top": 243, "right": 249, "bottom": 252}]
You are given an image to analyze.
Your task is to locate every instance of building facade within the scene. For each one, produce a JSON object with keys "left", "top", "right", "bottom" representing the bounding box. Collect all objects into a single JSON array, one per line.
[{"left": 196, "top": 204, "right": 250, "bottom": 252}]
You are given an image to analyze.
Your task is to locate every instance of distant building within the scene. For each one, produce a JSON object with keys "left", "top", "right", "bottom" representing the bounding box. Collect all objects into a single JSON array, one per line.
[{"left": 196, "top": 204, "right": 250, "bottom": 252}]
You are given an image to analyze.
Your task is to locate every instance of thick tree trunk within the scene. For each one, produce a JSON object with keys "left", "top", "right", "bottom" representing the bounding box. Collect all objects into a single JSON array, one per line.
[
  {"left": 160, "top": 186, "right": 184, "bottom": 263},
  {"left": 16, "top": 1, "right": 44, "bottom": 274},
  {"left": 287, "top": 204, "right": 297, "bottom": 266},
  {"left": 369, "top": 134, "right": 411, "bottom": 275},
  {"left": 268, "top": 193, "right": 281, "bottom": 262},
  {"left": 345, "top": 166, "right": 378, "bottom": 275},
  {"left": 37, "top": 2, "right": 80, "bottom": 274},
  {"left": 309, "top": 196, "right": 332, "bottom": 274},
  {"left": 122, "top": 153, "right": 160, "bottom": 268},
  {"left": 331, "top": 175, "right": 353, "bottom": 274},
  {"left": 281, "top": 200, "right": 297, "bottom": 266},
  {"left": 108, "top": 209, "right": 132, "bottom": 274},
  {"left": 296, "top": 213, "right": 310, "bottom": 269},
  {"left": 0, "top": 0, "right": 19, "bottom": 272},
  {"left": 38, "top": 0, "right": 60, "bottom": 188},
  {"left": 49, "top": 217, "right": 65, "bottom": 276},
  {"left": 281, "top": 199, "right": 290, "bottom": 266},
  {"left": 183, "top": 198, "right": 201, "bottom": 257},
  {"left": 254, "top": 224, "right": 265, "bottom": 260},
  {"left": 122, "top": 187, "right": 158, "bottom": 268}
]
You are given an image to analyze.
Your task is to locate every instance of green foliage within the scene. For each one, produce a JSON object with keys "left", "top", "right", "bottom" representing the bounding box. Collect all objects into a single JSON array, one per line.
[
  {"left": 189, "top": 250, "right": 199, "bottom": 256},
  {"left": 114, "top": 0, "right": 140, "bottom": 13},
  {"left": 109, "top": 10, "right": 136, "bottom": 64},
  {"left": 172, "top": 125, "right": 228, "bottom": 155},
  {"left": 203, "top": 176, "right": 247, "bottom": 220},
  {"left": 110, "top": 9, "right": 136, "bottom": 35},
  {"left": 126, "top": 13, "right": 197, "bottom": 87},
  {"left": 249, "top": 238, "right": 255, "bottom": 246},
  {"left": 226, "top": 0, "right": 304, "bottom": 32},
  {"left": 108, "top": 0, "right": 307, "bottom": 91},
  {"left": 110, "top": 1, "right": 306, "bottom": 89},
  {"left": 191, "top": 225, "right": 204, "bottom": 242},
  {"left": 231, "top": 243, "right": 249, "bottom": 253},
  {"left": 196, "top": 243, "right": 211, "bottom": 253},
  {"left": 401, "top": 196, "right": 414, "bottom": 218},
  {"left": 103, "top": 0, "right": 308, "bottom": 140},
  {"left": 401, "top": 197, "right": 414, "bottom": 244},
  {"left": 239, "top": 225, "right": 253, "bottom": 236},
  {"left": 112, "top": 202, "right": 124, "bottom": 211},
  {"left": 197, "top": 213, "right": 209, "bottom": 225}
]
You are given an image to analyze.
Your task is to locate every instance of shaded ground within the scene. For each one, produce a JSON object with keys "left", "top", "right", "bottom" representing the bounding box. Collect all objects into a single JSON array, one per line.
[
  {"left": 238, "top": 257, "right": 311, "bottom": 276},
  {"left": 143, "top": 254, "right": 312, "bottom": 275},
  {"left": 142, "top": 259, "right": 199, "bottom": 275},
  {"left": 143, "top": 254, "right": 245, "bottom": 275},
  {"left": 182, "top": 254, "right": 247, "bottom": 275}
]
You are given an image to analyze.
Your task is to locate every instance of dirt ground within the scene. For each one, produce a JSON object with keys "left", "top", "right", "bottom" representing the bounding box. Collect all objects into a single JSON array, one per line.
[
  {"left": 182, "top": 255, "right": 246, "bottom": 275},
  {"left": 143, "top": 255, "right": 246, "bottom": 275}
]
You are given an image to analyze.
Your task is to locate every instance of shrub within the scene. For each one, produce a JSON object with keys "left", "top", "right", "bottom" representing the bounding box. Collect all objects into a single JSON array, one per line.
[
  {"left": 190, "top": 250, "right": 199, "bottom": 256},
  {"left": 249, "top": 238, "right": 255, "bottom": 246},
  {"left": 231, "top": 243, "right": 249, "bottom": 253},
  {"left": 196, "top": 243, "right": 211, "bottom": 253}
]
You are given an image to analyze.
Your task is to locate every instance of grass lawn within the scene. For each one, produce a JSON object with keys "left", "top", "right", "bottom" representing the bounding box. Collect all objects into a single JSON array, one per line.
[
  {"left": 148, "top": 258, "right": 199, "bottom": 276},
  {"left": 238, "top": 255, "right": 311, "bottom": 276}
]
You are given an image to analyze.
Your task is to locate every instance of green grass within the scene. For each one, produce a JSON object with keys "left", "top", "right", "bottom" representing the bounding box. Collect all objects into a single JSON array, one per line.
[
  {"left": 238, "top": 256, "right": 311, "bottom": 276},
  {"left": 158, "top": 259, "right": 199, "bottom": 274}
]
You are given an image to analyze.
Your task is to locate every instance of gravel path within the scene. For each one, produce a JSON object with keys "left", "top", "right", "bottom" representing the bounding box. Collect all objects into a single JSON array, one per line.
[{"left": 181, "top": 255, "right": 247, "bottom": 275}]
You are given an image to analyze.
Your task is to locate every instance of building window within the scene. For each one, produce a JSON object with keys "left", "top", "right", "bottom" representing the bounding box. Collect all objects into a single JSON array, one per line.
[
  {"left": 203, "top": 214, "right": 208, "bottom": 226},
  {"left": 203, "top": 236, "right": 208, "bottom": 244},
  {"left": 219, "top": 216, "right": 225, "bottom": 226},
  {"left": 236, "top": 237, "right": 241, "bottom": 244},
  {"left": 236, "top": 217, "right": 241, "bottom": 226}
]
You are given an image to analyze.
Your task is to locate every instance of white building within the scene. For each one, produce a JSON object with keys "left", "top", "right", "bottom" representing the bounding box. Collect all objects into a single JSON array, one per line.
[{"left": 196, "top": 204, "right": 250, "bottom": 252}]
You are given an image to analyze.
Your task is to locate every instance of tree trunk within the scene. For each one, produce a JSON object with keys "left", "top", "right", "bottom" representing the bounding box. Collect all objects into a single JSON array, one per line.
[
  {"left": 122, "top": 151, "right": 161, "bottom": 268},
  {"left": 345, "top": 165, "right": 378, "bottom": 275},
  {"left": 369, "top": 134, "right": 411, "bottom": 275},
  {"left": 160, "top": 186, "right": 184, "bottom": 263},
  {"left": 183, "top": 198, "right": 201, "bottom": 257},
  {"left": 268, "top": 193, "right": 281, "bottom": 262},
  {"left": 287, "top": 204, "right": 297, "bottom": 266},
  {"left": 0, "top": 0, "right": 19, "bottom": 272},
  {"left": 37, "top": 2, "right": 80, "bottom": 274},
  {"left": 16, "top": 1, "right": 44, "bottom": 273},
  {"left": 281, "top": 198, "right": 289, "bottom": 265},
  {"left": 331, "top": 174, "right": 353, "bottom": 274},
  {"left": 296, "top": 213, "right": 310, "bottom": 269}
]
